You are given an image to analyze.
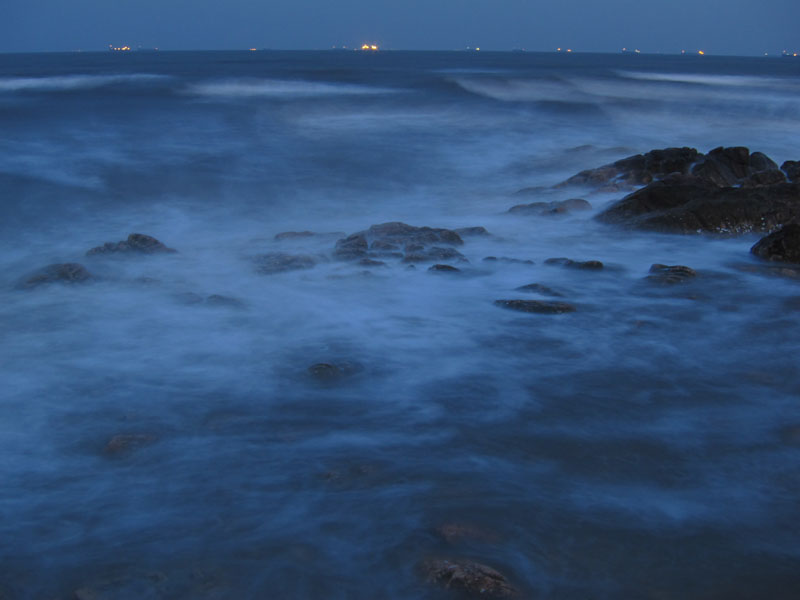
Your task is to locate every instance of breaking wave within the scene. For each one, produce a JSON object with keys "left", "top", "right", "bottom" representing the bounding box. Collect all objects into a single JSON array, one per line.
[{"left": 186, "top": 78, "right": 397, "bottom": 98}]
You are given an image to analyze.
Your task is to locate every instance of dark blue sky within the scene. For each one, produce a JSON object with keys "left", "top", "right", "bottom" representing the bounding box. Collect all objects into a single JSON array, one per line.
[{"left": 2, "top": 0, "right": 798, "bottom": 55}]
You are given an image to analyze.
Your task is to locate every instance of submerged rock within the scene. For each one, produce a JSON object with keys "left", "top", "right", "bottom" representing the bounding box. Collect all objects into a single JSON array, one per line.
[
  {"left": 645, "top": 264, "right": 697, "bottom": 284},
  {"left": 508, "top": 197, "right": 591, "bottom": 216},
  {"left": 750, "top": 224, "right": 800, "bottom": 263},
  {"left": 435, "top": 523, "right": 499, "bottom": 545},
  {"left": 422, "top": 558, "right": 516, "bottom": 598},
  {"left": 205, "top": 294, "right": 246, "bottom": 308},
  {"left": 454, "top": 226, "right": 490, "bottom": 237},
  {"left": 274, "top": 230, "right": 316, "bottom": 240},
  {"left": 18, "top": 263, "right": 93, "bottom": 289},
  {"left": 255, "top": 252, "right": 317, "bottom": 274},
  {"left": 87, "top": 233, "right": 176, "bottom": 255},
  {"left": 428, "top": 264, "right": 461, "bottom": 272},
  {"left": 494, "top": 299, "right": 576, "bottom": 314},
  {"left": 544, "top": 257, "right": 604, "bottom": 270},
  {"left": 403, "top": 246, "right": 467, "bottom": 264}
]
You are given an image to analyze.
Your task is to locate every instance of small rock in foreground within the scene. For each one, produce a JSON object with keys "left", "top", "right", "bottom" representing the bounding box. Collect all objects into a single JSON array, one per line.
[
  {"left": 428, "top": 264, "right": 461, "bottom": 273},
  {"left": 422, "top": 558, "right": 517, "bottom": 598},
  {"left": 255, "top": 252, "right": 317, "bottom": 274},
  {"left": 545, "top": 257, "right": 604, "bottom": 270},
  {"left": 18, "top": 263, "right": 93, "bottom": 289},
  {"left": 87, "top": 233, "right": 176, "bottom": 255},
  {"left": 508, "top": 198, "right": 591, "bottom": 216},
  {"left": 750, "top": 224, "right": 800, "bottom": 263},
  {"left": 494, "top": 299, "right": 576, "bottom": 314},
  {"left": 645, "top": 264, "right": 697, "bottom": 284}
]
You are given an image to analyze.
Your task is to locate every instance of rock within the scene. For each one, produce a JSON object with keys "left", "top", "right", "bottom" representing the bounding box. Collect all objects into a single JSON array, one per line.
[
  {"left": 782, "top": 160, "right": 800, "bottom": 182},
  {"left": 595, "top": 175, "right": 800, "bottom": 234},
  {"left": 255, "top": 252, "right": 317, "bottom": 274},
  {"left": 428, "top": 264, "right": 461, "bottom": 272},
  {"left": 87, "top": 233, "right": 176, "bottom": 255},
  {"left": 422, "top": 558, "right": 516, "bottom": 598},
  {"left": 741, "top": 169, "right": 787, "bottom": 187},
  {"left": 544, "top": 257, "right": 604, "bottom": 270},
  {"left": 494, "top": 299, "right": 576, "bottom": 314},
  {"left": 358, "top": 258, "right": 386, "bottom": 267},
  {"left": 691, "top": 146, "right": 751, "bottom": 186},
  {"left": 18, "top": 263, "right": 93, "bottom": 289},
  {"left": 557, "top": 147, "right": 700, "bottom": 189},
  {"left": 750, "top": 224, "right": 800, "bottom": 263},
  {"left": 645, "top": 264, "right": 697, "bottom": 284},
  {"left": 103, "top": 434, "right": 158, "bottom": 455},
  {"left": 508, "top": 198, "right": 591, "bottom": 216},
  {"left": 274, "top": 230, "right": 315, "bottom": 240},
  {"left": 749, "top": 151, "right": 779, "bottom": 172},
  {"left": 515, "top": 283, "right": 564, "bottom": 297},
  {"left": 454, "top": 226, "right": 490, "bottom": 237},
  {"left": 334, "top": 222, "right": 465, "bottom": 264},
  {"left": 403, "top": 246, "right": 467, "bottom": 264}
]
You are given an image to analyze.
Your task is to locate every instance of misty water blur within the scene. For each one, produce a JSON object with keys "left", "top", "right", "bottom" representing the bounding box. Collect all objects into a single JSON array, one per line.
[{"left": 1, "top": 50, "right": 799, "bottom": 598}]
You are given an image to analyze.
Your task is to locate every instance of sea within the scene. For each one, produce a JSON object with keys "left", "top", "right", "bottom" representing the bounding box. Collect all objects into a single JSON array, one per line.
[{"left": 1, "top": 50, "right": 799, "bottom": 599}]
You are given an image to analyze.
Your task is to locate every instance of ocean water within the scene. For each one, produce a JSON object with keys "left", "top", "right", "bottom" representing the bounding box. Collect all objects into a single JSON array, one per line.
[{"left": 1, "top": 50, "right": 799, "bottom": 599}]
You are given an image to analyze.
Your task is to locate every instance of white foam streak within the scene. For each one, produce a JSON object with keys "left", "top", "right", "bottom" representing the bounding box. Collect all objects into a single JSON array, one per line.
[
  {"left": 186, "top": 79, "right": 396, "bottom": 98},
  {"left": 0, "top": 73, "right": 169, "bottom": 92}
]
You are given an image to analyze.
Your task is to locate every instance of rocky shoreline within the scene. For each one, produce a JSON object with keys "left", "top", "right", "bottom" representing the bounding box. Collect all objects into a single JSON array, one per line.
[{"left": 10, "top": 144, "right": 800, "bottom": 598}]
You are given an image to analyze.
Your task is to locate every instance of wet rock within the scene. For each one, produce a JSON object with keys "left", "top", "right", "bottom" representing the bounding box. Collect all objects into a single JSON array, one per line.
[
  {"left": 494, "top": 299, "right": 576, "bottom": 314},
  {"left": 358, "top": 258, "right": 386, "bottom": 267},
  {"left": 18, "top": 263, "right": 93, "bottom": 289},
  {"left": 103, "top": 433, "right": 158, "bottom": 455},
  {"left": 595, "top": 175, "right": 800, "bottom": 234},
  {"left": 87, "top": 233, "right": 176, "bottom": 255},
  {"left": 422, "top": 558, "right": 516, "bottom": 598},
  {"left": 645, "top": 264, "right": 697, "bottom": 284},
  {"left": 782, "top": 160, "right": 800, "bottom": 182},
  {"left": 508, "top": 197, "right": 591, "bottom": 216},
  {"left": 274, "top": 230, "right": 315, "bottom": 240},
  {"left": 403, "top": 246, "right": 467, "bottom": 264},
  {"left": 557, "top": 146, "right": 700, "bottom": 189},
  {"left": 335, "top": 222, "right": 465, "bottom": 264},
  {"left": 255, "top": 252, "right": 317, "bottom": 274},
  {"left": 750, "top": 224, "right": 800, "bottom": 263},
  {"left": 544, "top": 257, "right": 604, "bottom": 270},
  {"left": 428, "top": 264, "right": 461, "bottom": 272},
  {"left": 691, "top": 146, "right": 751, "bottom": 186},
  {"left": 741, "top": 169, "right": 787, "bottom": 187},
  {"left": 454, "top": 226, "right": 490, "bottom": 237},
  {"left": 515, "top": 283, "right": 564, "bottom": 297}
]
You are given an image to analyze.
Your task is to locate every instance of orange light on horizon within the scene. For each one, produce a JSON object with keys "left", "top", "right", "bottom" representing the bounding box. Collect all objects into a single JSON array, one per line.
[{"left": 698, "top": 50, "right": 705, "bottom": 55}]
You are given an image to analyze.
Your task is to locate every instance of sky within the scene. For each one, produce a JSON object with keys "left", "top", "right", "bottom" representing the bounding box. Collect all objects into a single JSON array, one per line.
[{"left": 1, "top": 0, "right": 798, "bottom": 55}]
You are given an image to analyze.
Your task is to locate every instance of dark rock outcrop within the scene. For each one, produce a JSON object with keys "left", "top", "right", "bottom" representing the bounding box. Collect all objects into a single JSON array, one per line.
[
  {"left": 274, "top": 230, "right": 316, "bottom": 240},
  {"left": 593, "top": 147, "right": 800, "bottom": 234},
  {"left": 508, "top": 197, "right": 591, "bottom": 216},
  {"left": 750, "top": 224, "right": 800, "bottom": 263},
  {"left": 19, "top": 263, "right": 93, "bottom": 289},
  {"left": 544, "top": 257, "right": 604, "bottom": 270},
  {"left": 422, "top": 558, "right": 516, "bottom": 598},
  {"left": 87, "top": 233, "right": 176, "bottom": 255},
  {"left": 596, "top": 174, "right": 800, "bottom": 234},
  {"left": 255, "top": 252, "right": 317, "bottom": 274},
  {"left": 454, "top": 226, "right": 490, "bottom": 237},
  {"left": 494, "top": 299, "right": 576, "bottom": 314},
  {"left": 782, "top": 161, "right": 800, "bottom": 182},
  {"left": 483, "top": 257, "right": 535, "bottom": 265},
  {"left": 557, "top": 147, "right": 700, "bottom": 189},
  {"left": 645, "top": 264, "right": 697, "bottom": 284},
  {"left": 334, "top": 222, "right": 466, "bottom": 264}
]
